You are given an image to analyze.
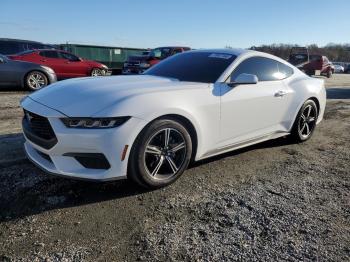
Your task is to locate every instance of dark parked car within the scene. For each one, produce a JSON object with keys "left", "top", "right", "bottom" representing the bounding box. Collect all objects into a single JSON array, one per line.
[
  {"left": 123, "top": 46, "right": 190, "bottom": 74},
  {"left": 0, "top": 54, "right": 56, "bottom": 90},
  {"left": 8, "top": 49, "right": 109, "bottom": 79},
  {"left": 0, "top": 38, "right": 55, "bottom": 55},
  {"left": 345, "top": 64, "right": 350, "bottom": 74},
  {"left": 288, "top": 47, "right": 334, "bottom": 78}
]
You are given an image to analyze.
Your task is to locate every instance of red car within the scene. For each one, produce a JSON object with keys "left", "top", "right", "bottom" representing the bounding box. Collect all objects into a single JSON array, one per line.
[
  {"left": 122, "top": 46, "right": 191, "bottom": 74},
  {"left": 288, "top": 47, "right": 334, "bottom": 78},
  {"left": 8, "top": 49, "right": 108, "bottom": 79}
]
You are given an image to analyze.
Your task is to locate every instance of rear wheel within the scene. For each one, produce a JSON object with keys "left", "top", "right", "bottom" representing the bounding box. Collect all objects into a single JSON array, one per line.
[
  {"left": 128, "top": 119, "right": 192, "bottom": 189},
  {"left": 290, "top": 100, "right": 318, "bottom": 142},
  {"left": 25, "top": 71, "right": 48, "bottom": 91}
]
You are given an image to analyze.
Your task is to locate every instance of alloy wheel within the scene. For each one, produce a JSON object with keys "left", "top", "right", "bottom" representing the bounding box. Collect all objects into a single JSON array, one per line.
[
  {"left": 143, "top": 128, "right": 187, "bottom": 180},
  {"left": 298, "top": 104, "right": 317, "bottom": 139},
  {"left": 91, "top": 68, "right": 103, "bottom": 76},
  {"left": 27, "top": 72, "right": 47, "bottom": 90}
]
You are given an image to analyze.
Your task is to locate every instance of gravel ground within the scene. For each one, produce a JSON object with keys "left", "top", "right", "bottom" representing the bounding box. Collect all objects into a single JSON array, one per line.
[{"left": 0, "top": 74, "right": 349, "bottom": 261}]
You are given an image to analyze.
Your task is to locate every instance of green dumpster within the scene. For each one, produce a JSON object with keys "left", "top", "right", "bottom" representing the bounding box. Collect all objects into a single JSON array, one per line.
[{"left": 59, "top": 43, "right": 147, "bottom": 75}]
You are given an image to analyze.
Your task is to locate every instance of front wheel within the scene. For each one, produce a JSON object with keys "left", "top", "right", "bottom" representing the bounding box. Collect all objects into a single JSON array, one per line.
[
  {"left": 91, "top": 68, "right": 104, "bottom": 76},
  {"left": 290, "top": 100, "right": 318, "bottom": 143},
  {"left": 128, "top": 119, "right": 192, "bottom": 189},
  {"left": 25, "top": 71, "right": 48, "bottom": 91}
]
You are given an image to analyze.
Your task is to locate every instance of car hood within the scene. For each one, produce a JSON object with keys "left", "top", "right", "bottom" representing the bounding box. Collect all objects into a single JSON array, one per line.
[
  {"left": 82, "top": 60, "right": 105, "bottom": 67},
  {"left": 28, "top": 75, "right": 205, "bottom": 117}
]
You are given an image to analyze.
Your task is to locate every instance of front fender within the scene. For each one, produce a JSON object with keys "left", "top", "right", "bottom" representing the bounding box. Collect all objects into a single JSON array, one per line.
[{"left": 93, "top": 88, "right": 220, "bottom": 160}]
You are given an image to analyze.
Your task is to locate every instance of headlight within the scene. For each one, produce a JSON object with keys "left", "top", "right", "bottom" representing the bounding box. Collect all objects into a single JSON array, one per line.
[
  {"left": 41, "top": 66, "right": 54, "bottom": 73},
  {"left": 140, "top": 62, "right": 150, "bottom": 68},
  {"left": 61, "top": 116, "right": 131, "bottom": 129},
  {"left": 101, "top": 64, "right": 108, "bottom": 69}
]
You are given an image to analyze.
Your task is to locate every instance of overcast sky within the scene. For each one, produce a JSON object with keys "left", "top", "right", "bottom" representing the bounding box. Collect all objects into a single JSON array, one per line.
[{"left": 2, "top": 0, "right": 349, "bottom": 48}]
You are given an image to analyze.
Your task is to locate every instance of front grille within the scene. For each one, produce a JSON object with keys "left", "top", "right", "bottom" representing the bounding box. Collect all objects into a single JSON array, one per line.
[
  {"left": 25, "top": 110, "right": 55, "bottom": 140},
  {"left": 127, "top": 61, "right": 140, "bottom": 66},
  {"left": 22, "top": 110, "right": 58, "bottom": 149}
]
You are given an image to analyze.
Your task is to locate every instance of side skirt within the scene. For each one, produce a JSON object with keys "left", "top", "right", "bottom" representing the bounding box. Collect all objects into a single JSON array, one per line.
[{"left": 197, "top": 131, "right": 290, "bottom": 161}]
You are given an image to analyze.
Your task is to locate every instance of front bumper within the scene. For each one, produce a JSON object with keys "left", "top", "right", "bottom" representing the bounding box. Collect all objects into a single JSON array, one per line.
[
  {"left": 122, "top": 66, "right": 145, "bottom": 75},
  {"left": 47, "top": 72, "right": 57, "bottom": 84},
  {"left": 21, "top": 97, "right": 146, "bottom": 181}
]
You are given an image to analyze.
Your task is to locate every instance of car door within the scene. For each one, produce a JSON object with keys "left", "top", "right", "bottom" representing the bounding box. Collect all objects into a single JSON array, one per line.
[
  {"left": 38, "top": 50, "right": 65, "bottom": 78},
  {"left": 0, "top": 56, "right": 19, "bottom": 86},
  {"left": 219, "top": 56, "right": 292, "bottom": 146},
  {"left": 58, "top": 51, "right": 87, "bottom": 78}
]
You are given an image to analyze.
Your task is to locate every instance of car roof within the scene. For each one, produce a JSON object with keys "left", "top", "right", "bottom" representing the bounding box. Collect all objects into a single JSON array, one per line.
[
  {"left": 0, "top": 38, "right": 44, "bottom": 43},
  {"left": 188, "top": 48, "right": 252, "bottom": 56},
  {"left": 156, "top": 46, "right": 191, "bottom": 49},
  {"left": 27, "top": 49, "right": 64, "bottom": 53}
]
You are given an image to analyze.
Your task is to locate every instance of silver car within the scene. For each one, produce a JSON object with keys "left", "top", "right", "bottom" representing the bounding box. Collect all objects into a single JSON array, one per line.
[{"left": 0, "top": 54, "right": 57, "bottom": 91}]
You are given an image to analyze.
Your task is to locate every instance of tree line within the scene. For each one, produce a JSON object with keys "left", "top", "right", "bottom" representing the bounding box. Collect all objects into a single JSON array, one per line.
[{"left": 248, "top": 44, "right": 350, "bottom": 62}]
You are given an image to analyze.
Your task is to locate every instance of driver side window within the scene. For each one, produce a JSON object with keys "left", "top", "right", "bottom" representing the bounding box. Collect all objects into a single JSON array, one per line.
[
  {"left": 59, "top": 52, "right": 79, "bottom": 61},
  {"left": 39, "top": 51, "right": 59, "bottom": 59},
  {"left": 231, "top": 56, "right": 280, "bottom": 82}
]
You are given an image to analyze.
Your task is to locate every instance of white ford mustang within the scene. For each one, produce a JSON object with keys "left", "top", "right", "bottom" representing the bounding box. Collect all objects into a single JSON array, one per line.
[{"left": 21, "top": 49, "right": 326, "bottom": 188}]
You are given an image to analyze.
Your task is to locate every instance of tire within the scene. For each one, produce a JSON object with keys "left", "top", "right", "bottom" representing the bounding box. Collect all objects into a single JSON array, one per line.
[
  {"left": 128, "top": 119, "right": 192, "bottom": 189},
  {"left": 290, "top": 100, "right": 318, "bottom": 143},
  {"left": 91, "top": 68, "right": 104, "bottom": 76},
  {"left": 25, "top": 71, "right": 48, "bottom": 91},
  {"left": 327, "top": 69, "right": 332, "bottom": 78},
  {"left": 306, "top": 70, "right": 315, "bottom": 76}
]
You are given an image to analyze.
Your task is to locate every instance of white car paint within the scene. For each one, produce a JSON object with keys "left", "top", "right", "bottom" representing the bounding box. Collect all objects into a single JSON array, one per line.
[{"left": 21, "top": 49, "right": 326, "bottom": 181}]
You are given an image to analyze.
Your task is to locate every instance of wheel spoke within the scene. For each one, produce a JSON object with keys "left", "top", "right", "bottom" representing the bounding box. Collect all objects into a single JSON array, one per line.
[
  {"left": 151, "top": 156, "right": 164, "bottom": 176},
  {"left": 301, "top": 114, "right": 306, "bottom": 121},
  {"left": 306, "top": 105, "right": 312, "bottom": 117},
  {"left": 164, "top": 128, "right": 171, "bottom": 147},
  {"left": 309, "top": 117, "right": 315, "bottom": 122},
  {"left": 166, "top": 156, "right": 178, "bottom": 174},
  {"left": 170, "top": 142, "right": 185, "bottom": 153},
  {"left": 300, "top": 123, "right": 306, "bottom": 134},
  {"left": 145, "top": 145, "right": 162, "bottom": 155},
  {"left": 305, "top": 123, "right": 310, "bottom": 134},
  {"left": 144, "top": 127, "right": 187, "bottom": 179}
]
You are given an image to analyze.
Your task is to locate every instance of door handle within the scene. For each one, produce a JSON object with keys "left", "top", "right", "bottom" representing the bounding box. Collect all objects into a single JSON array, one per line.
[
  {"left": 274, "top": 90, "right": 287, "bottom": 97},
  {"left": 40, "top": 59, "right": 47, "bottom": 62}
]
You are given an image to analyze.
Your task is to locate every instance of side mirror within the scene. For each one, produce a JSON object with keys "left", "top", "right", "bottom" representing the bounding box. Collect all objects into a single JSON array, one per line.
[{"left": 228, "top": 73, "right": 258, "bottom": 87}]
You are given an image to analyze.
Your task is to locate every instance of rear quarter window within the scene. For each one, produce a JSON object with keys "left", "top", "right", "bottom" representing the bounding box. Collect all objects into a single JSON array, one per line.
[{"left": 277, "top": 62, "right": 294, "bottom": 79}]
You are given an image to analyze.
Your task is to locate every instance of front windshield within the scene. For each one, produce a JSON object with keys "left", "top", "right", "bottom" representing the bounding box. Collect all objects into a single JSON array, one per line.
[
  {"left": 145, "top": 52, "right": 237, "bottom": 83},
  {"left": 150, "top": 48, "right": 171, "bottom": 59}
]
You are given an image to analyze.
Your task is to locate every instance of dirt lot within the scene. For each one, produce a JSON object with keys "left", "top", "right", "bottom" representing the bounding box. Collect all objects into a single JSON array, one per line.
[{"left": 0, "top": 74, "right": 349, "bottom": 261}]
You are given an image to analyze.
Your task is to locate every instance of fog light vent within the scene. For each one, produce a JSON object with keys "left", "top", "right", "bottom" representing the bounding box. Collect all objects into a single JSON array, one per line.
[{"left": 63, "top": 153, "right": 111, "bottom": 170}]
